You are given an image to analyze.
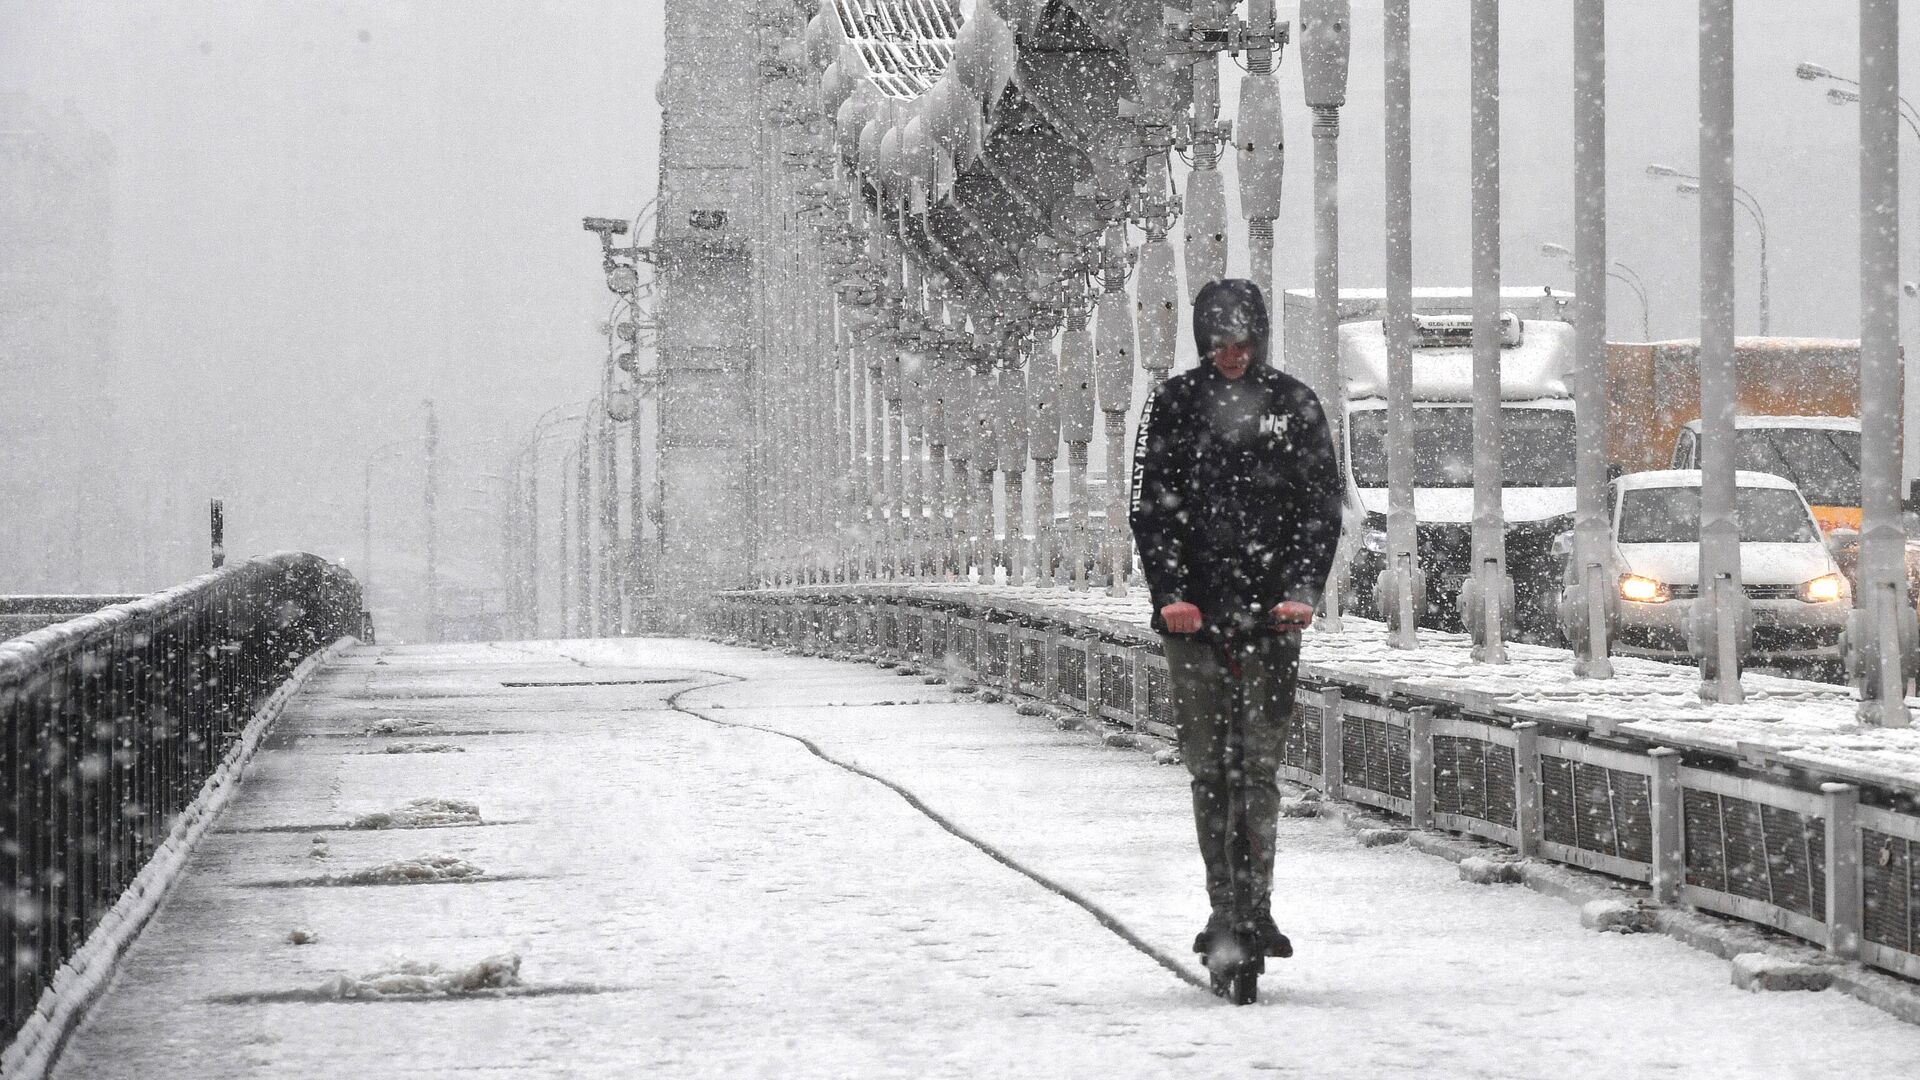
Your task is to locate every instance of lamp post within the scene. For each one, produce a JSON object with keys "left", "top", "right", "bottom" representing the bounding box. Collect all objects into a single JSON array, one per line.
[
  {"left": 560, "top": 442, "right": 577, "bottom": 636},
  {"left": 1802, "top": 64, "right": 1920, "bottom": 493},
  {"left": 585, "top": 207, "right": 658, "bottom": 632},
  {"left": 1569, "top": 0, "right": 1614, "bottom": 680},
  {"left": 422, "top": 398, "right": 441, "bottom": 642},
  {"left": 1382, "top": 0, "right": 1420, "bottom": 649},
  {"left": 1851, "top": 0, "right": 1913, "bottom": 727},
  {"left": 574, "top": 423, "right": 592, "bottom": 636},
  {"left": 1540, "top": 242, "right": 1652, "bottom": 342},
  {"left": 512, "top": 402, "right": 588, "bottom": 637},
  {"left": 1300, "top": 0, "right": 1352, "bottom": 630},
  {"left": 1467, "top": 0, "right": 1507, "bottom": 662},
  {"left": 1692, "top": 0, "right": 1746, "bottom": 704},
  {"left": 1795, "top": 61, "right": 1920, "bottom": 142},
  {"left": 1649, "top": 164, "right": 1770, "bottom": 335}
]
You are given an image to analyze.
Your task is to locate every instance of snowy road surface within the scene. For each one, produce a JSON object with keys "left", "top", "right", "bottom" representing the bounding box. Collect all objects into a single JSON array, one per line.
[{"left": 51, "top": 638, "right": 1920, "bottom": 1079}]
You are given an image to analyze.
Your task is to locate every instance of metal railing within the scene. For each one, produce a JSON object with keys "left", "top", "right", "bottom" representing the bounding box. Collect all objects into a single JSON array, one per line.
[
  {"left": 0, "top": 597, "right": 145, "bottom": 643},
  {"left": 1, "top": 553, "right": 361, "bottom": 1044},
  {"left": 720, "top": 588, "right": 1920, "bottom": 986}
]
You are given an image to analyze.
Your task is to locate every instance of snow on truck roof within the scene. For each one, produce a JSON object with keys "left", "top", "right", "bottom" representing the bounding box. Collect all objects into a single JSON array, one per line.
[
  {"left": 1678, "top": 415, "right": 1860, "bottom": 432},
  {"left": 1339, "top": 317, "right": 1574, "bottom": 401},
  {"left": 1284, "top": 287, "right": 1572, "bottom": 302},
  {"left": 1616, "top": 469, "right": 1801, "bottom": 492},
  {"left": 1347, "top": 398, "right": 1573, "bottom": 412},
  {"left": 1637, "top": 337, "right": 1862, "bottom": 350}
]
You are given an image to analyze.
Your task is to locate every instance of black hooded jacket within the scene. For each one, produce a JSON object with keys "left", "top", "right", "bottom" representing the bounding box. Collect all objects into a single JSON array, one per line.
[{"left": 1129, "top": 279, "right": 1345, "bottom": 638}]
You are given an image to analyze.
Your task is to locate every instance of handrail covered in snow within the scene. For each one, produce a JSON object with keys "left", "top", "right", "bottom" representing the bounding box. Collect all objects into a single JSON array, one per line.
[
  {"left": 0, "top": 596, "right": 148, "bottom": 643},
  {"left": 0, "top": 553, "right": 361, "bottom": 1045}
]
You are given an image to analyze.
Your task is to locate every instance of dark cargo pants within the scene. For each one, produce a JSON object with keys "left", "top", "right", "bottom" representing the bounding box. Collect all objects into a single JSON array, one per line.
[{"left": 1161, "top": 632, "right": 1303, "bottom": 920}]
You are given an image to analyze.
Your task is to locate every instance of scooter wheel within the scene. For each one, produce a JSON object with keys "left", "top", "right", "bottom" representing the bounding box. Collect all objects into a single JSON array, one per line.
[{"left": 1227, "top": 969, "right": 1258, "bottom": 1006}]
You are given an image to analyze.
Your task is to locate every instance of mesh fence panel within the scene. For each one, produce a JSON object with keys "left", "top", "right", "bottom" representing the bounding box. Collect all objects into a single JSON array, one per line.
[
  {"left": 1683, "top": 789, "right": 1825, "bottom": 920},
  {"left": 1341, "top": 715, "right": 1411, "bottom": 800},
  {"left": 1864, "top": 829, "right": 1917, "bottom": 957}
]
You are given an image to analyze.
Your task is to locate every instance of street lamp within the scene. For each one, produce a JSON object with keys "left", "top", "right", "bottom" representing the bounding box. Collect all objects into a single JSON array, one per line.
[
  {"left": 585, "top": 204, "right": 661, "bottom": 634},
  {"left": 1300, "top": 0, "right": 1353, "bottom": 630},
  {"left": 511, "top": 402, "right": 588, "bottom": 638},
  {"left": 1540, "top": 241, "right": 1652, "bottom": 341},
  {"left": 1795, "top": 60, "right": 1920, "bottom": 141},
  {"left": 1652, "top": 164, "right": 1771, "bottom": 335}
]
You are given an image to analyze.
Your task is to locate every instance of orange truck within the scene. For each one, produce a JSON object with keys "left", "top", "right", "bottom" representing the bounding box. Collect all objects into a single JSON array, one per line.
[{"left": 1604, "top": 338, "right": 1865, "bottom": 532}]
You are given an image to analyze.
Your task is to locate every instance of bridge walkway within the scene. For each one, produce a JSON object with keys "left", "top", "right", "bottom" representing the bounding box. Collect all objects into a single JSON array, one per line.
[{"left": 50, "top": 638, "right": 1920, "bottom": 1079}]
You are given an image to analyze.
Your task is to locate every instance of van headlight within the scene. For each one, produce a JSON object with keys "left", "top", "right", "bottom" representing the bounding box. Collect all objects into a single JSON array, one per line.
[
  {"left": 1798, "top": 573, "right": 1846, "bottom": 604},
  {"left": 1618, "top": 574, "right": 1670, "bottom": 604},
  {"left": 1362, "top": 528, "right": 1388, "bottom": 554}
]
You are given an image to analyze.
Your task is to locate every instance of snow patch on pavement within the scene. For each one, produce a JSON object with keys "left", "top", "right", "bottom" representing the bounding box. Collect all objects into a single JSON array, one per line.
[
  {"left": 326, "top": 853, "right": 484, "bottom": 885},
  {"left": 361, "top": 717, "right": 439, "bottom": 736},
  {"left": 350, "top": 797, "right": 481, "bottom": 829},
  {"left": 316, "top": 953, "right": 522, "bottom": 999},
  {"left": 378, "top": 741, "right": 464, "bottom": 754}
]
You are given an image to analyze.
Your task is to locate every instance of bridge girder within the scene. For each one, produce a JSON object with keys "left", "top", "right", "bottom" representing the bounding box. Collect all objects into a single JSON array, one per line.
[{"left": 811, "top": 0, "right": 1186, "bottom": 345}]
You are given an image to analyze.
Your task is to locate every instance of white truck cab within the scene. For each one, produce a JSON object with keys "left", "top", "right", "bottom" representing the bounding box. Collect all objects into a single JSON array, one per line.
[{"left": 1282, "top": 288, "right": 1578, "bottom": 635}]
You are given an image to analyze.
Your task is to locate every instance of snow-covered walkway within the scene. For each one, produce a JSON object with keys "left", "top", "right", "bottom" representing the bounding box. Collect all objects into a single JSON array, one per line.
[{"left": 51, "top": 638, "right": 1920, "bottom": 1079}]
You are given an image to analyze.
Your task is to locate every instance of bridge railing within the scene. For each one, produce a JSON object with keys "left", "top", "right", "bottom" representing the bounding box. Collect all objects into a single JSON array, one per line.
[
  {"left": 0, "top": 596, "right": 146, "bottom": 642},
  {"left": 718, "top": 587, "right": 1920, "bottom": 988},
  {"left": 0, "top": 553, "right": 361, "bottom": 1045}
]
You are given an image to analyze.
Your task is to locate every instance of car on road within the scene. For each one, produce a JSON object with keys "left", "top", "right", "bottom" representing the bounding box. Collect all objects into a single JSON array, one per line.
[
  {"left": 1568, "top": 469, "right": 1850, "bottom": 675},
  {"left": 1667, "top": 414, "right": 1861, "bottom": 534}
]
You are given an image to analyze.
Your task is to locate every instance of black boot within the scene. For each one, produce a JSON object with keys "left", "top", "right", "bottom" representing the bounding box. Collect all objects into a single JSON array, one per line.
[
  {"left": 1193, "top": 908, "right": 1235, "bottom": 955},
  {"left": 1248, "top": 910, "right": 1293, "bottom": 959}
]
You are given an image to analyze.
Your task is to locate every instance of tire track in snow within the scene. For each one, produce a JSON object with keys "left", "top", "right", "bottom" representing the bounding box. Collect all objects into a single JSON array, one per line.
[
  {"left": 667, "top": 673, "right": 1212, "bottom": 994},
  {"left": 500, "top": 640, "right": 1210, "bottom": 993}
]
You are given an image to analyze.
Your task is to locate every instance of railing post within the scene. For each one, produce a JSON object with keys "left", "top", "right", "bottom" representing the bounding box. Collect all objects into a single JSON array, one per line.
[
  {"left": 1042, "top": 627, "right": 1062, "bottom": 705},
  {"left": 1320, "top": 687, "right": 1345, "bottom": 796},
  {"left": 1409, "top": 705, "right": 1435, "bottom": 830},
  {"left": 1130, "top": 645, "right": 1151, "bottom": 731},
  {"left": 1083, "top": 636, "right": 1101, "bottom": 709},
  {"left": 1648, "top": 746, "right": 1684, "bottom": 905},
  {"left": 1513, "top": 720, "right": 1542, "bottom": 859},
  {"left": 1823, "top": 782, "right": 1862, "bottom": 958}
]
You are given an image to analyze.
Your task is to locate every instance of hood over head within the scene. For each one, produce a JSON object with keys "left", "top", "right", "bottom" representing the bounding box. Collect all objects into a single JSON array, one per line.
[{"left": 1192, "top": 278, "right": 1271, "bottom": 369}]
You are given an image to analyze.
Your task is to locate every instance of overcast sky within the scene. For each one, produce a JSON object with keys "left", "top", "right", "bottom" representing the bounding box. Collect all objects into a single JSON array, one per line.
[
  {"left": 2, "top": 1, "right": 1914, "bottom": 608},
  {"left": 3, "top": 0, "right": 663, "bottom": 593}
]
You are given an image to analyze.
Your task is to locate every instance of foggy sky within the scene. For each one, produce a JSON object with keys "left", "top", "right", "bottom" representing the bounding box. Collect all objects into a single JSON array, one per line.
[
  {"left": 3, "top": 0, "right": 663, "bottom": 597},
  {"left": 2, "top": 1, "right": 1914, "bottom": 609}
]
